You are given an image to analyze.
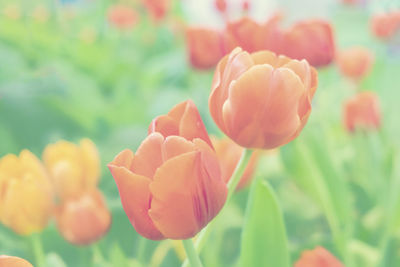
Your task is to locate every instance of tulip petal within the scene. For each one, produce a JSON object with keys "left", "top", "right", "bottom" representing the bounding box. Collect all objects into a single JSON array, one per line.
[
  {"left": 80, "top": 139, "right": 100, "bottom": 189},
  {"left": 148, "top": 115, "right": 179, "bottom": 137},
  {"left": 162, "top": 136, "right": 196, "bottom": 162},
  {"left": 108, "top": 164, "right": 164, "bottom": 240},
  {"left": 0, "top": 256, "right": 33, "bottom": 267}
]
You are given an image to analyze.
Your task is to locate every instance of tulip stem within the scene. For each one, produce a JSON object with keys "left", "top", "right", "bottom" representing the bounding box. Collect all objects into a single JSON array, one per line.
[
  {"left": 182, "top": 239, "right": 203, "bottom": 267},
  {"left": 181, "top": 149, "right": 253, "bottom": 267},
  {"left": 30, "top": 234, "right": 45, "bottom": 267}
]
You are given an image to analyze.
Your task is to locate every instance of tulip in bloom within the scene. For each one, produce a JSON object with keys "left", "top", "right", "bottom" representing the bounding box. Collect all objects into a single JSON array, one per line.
[
  {"left": 186, "top": 27, "right": 235, "bottom": 69},
  {"left": 337, "top": 46, "right": 374, "bottom": 80},
  {"left": 209, "top": 48, "right": 318, "bottom": 149},
  {"left": 295, "top": 247, "right": 344, "bottom": 267},
  {"left": 212, "top": 136, "right": 259, "bottom": 190},
  {"left": 0, "top": 151, "right": 53, "bottom": 235},
  {"left": 370, "top": 10, "right": 400, "bottom": 40},
  {"left": 107, "top": 5, "right": 138, "bottom": 30},
  {"left": 343, "top": 91, "right": 380, "bottom": 132},
  {"left": 282, "top": 19, "right": 335, "bottom": 67},
  {"left": 0, "top": 255, "right": 33, "bottom": 267},
  {"left": 108, "top": 132, "right": 227, "bottom": 240},
  {"left": 149, "top": 100, "right": 213, "bottom": 147},
  {"left": 43, "top": 139, "right": 100, "bottom": 202},
  {"left": 55, "top": 189, "right": 111, "bottom": 245}
]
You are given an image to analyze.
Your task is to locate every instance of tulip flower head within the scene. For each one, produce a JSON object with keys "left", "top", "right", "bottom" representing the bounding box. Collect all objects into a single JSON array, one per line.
[
  {"left": 295, "top": 246, "right": 344, "bottom": 267},
  {"left": 343, "top": 91, "right": 380, "bottom": 133},
  {"left": 0, "top": 255, "right": 33, "bottom": 267},
  {"left": 55, "top": 189, "right": 111, "bottom": 245},
  {"left": 144, "top": 0, "right": 170, "bottom": 22},
  {"left": 337, "top": 46, "right": 374, "bottom": 80},
  {"left": 43, "top": 139, "right": 100, "bottom": 202},
  {"left": 108, "top": 132, "right": 227, "bottom": 240},
  {"left": 0, "top": 151, "right": 53, "bottom": 235},
  {"left": 209, "top": 47, "right": 318, "bottom": 149},
  {"left": 282, "top": 19, "right": 335, "bottom": 67},
  {"left": 370, "top": 10, "right": 400, "bottom": 40},
  {"left": 215, "top": 0, "right": 227, "bottom": 14},
  {"left": 107, "top": 5, "right": 138, "bottom": 30},
  {"left": 211, "top": 136, "right": 259, "bottom": 190}
]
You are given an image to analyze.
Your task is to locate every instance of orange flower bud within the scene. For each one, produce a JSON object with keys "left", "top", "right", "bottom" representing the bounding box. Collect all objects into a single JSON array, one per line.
[
  {"left": 295, "top": 247, "right": 344, "bottom": 267},
  {"left": 107, "top": 5, "right": 138, "bottom": 30},
  {"left": 370, "top": 10, "right": 400, "bottom": 40},
  {"left": 43, "top": 139, "right": 100, "bottom": 202},
  {"left": 149, "top": 100, "right": 213, "bottom": 148},
  {"left": 144, "top": 0, "right": 170, "bottom": 22},
  {"left": 186, "top": 27, "right": 235, "bottom": 69},
  {"left": 0, "top": 151, "right": 53, "bottom": 235},
  {"left": 343, "top": 91, "right": 380, "bottom": 133},
  {"left": 337, "top": 46, "right": 374, "bottom": 80},
  {"left": 55, "top": 189, "right": 111, "bottom": 245},
  {"left": 211, "top": 136, "right": 258, "bottom": 190},
  {"left": 283, "top": 19, "right": 335, "bottom": 67},
  {"left": 108, "top": 133, "right": 227, "bottom": 240},
  {"left": 209, "top": 48, "right": 318, "bottom": 149},
  {"left": 0, "top": 255, "right": 33, "bottom": 267}
]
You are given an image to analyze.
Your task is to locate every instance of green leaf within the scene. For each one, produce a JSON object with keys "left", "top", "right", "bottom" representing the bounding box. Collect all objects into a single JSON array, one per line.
[{"left": 239, "top": 179, "right": 290, "bottom": 267}]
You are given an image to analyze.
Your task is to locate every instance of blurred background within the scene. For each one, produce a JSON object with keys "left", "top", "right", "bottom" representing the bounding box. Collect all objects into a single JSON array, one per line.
[{"left": 1, "top": 0, "right": 400, "bottom": 266}]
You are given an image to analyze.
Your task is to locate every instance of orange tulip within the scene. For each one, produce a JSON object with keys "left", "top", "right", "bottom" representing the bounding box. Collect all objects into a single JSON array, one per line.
[
  {"left": 144, "top": 0, "right": 170, "bottom": 21},
  {"left": 43, "top": 139, "right": 100, "bottom": 202},
  {"left": 107, "top": 5, "right": 138, "bottom": 30},
  {"left": 295, "top": 247, "right": 344, "bottom": 267},
  {"left": 211, "top": 136, "right": 259, "bottom": 190},
  {"left": 0, "top": 151, "right": 53, "bottom": 235},
  {"left": 370, "top": 10, "right": 400, "bottom": 40},
  {"left": 55, "top": 189, "right": 111, "bottom": 245},
  {"left": 209, "top": 48, "right": 318, "bottom": 149},
  {"left": 0, "top": 255, "right": 33, "bottom": 267},
  {"left": 283, "top": 19, "right": 335, "bottom": 67},
  {"left": 108, "top": 133, "right": 227, "bottom": 240},
  {"left": 337, "top": 46, "right": 374, "bottom": 80},
  {"left": 149, "top": 100, "right": 213, "bottom": 148},
  {"left": 186, "top": 27, "right": 235, "bottom": 69},
  {"left": 343, "top": 91, "right": 380, "bottom": 133}
]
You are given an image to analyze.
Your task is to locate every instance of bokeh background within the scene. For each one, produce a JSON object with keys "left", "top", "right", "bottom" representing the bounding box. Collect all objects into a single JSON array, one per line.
[{"left": 1, "top": 0, "right": 400, "bottom": 266}]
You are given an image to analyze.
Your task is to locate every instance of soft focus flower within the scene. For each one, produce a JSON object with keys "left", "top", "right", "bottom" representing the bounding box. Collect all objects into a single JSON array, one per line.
[
  {"left": 149, "top": 100, "right": 213, "bottom": 147},
  {"left": 3, "top": 4, "right": 21, "bottom": 20},
  {"left": 108, "top": 132, "right": 227, "bottom": 240},
  {"left": 144, "top": 0, "right": 170, "bottom": 21},
  {"left": 0, "top": 151, "right": 53, "bottom": 235},
  {"left": 215, "top": 0, "right": 227, "bottom": 14},
  {"left": 186, "top": 27, "right": 235, "bottom": 69},
  {"left": 341, "top": 0, "right": 360, "bottom": 5},
  {"left": 0, "top": 255, "right": 33, "bottom": 267},
  {"left": 370, "top": 11, "right": 400, "bottom": 40},
  {"left": 32, "top": 5, "right": 50, "bottom": 23},
  {"left": 282, "top": 19, "right": 335, "bottom": 67},
  {"left": 107, "top": 5, "right": 138, "bottom": 30},
  {"left": 343, "top": 91, "right": 380, "bottom": 133},
  {"left": 55, "top": 189, "right": 111, "bottom": 245},
  {"left": 337, "top": 46, "right": 374, "bottom": 80},
  {"left": 295, "top": 247, "right": 344, "bottom": 267},
  {"left": 43, "top": 139, "right": 100, "bottom": 202},
  {"left": 211, "top": 136, "right": 259, "bottom": 190},
  {"left": 242, "top": 0, "right": 250, "bottom": 12},
  {"left": 209, "top": 48, "right": 318, "bottom": 149}
]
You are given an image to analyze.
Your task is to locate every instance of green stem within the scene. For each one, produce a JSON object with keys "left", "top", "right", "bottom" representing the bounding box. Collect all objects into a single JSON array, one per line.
[
  {"left": 182, "top": 239, "right": 203, "bottom": 267},
  {"left": 181, "top": 149, "right": 253, "bottom": 267},
  {"left": 136, "top": 237, "right": 147, "bottom": 264},
  {"left": 30, "top": 234, "right": 45, "bottom": 267}
]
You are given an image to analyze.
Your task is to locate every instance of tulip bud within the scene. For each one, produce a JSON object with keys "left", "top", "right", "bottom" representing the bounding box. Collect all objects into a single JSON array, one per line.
[
  {"left": 107, "top": 5, "right": 138, "bottom": 30},
  {"left": 337, "top": 46, "right": 374, "bottom": 80},
  {"left": 295, "top": 247, "right": 344, "bottom": 267},
  {"left": 43, "top": 139, "right": 100, "bottom": 202},
  {"left": 149, "top": 100, "right": 213, "bottom": 148},
  {"left": 55, "top": 189, "right": 111, "bottom": 245},
  {"left": 370, "top": 11, "right": 400, "bottom": 40},
  {"left": 0, "top": 255, "right": 33, "bottom": 267},
  {"left": 108, "top": 133, "right": 227, "bottom": 240},
  {"left": 283, "top": 19, "right": 335, "bottom": 67},
  {"left": 209, "top": 48, "right": 318, "bottom": 149},
  {"left": 211, "top": 136, "right": 259, "bottom": 190},
  {"left": 0, "top": 151, "right": 53, "bottom": 235},
  {"left": 343, "top": 91, "right": 380, "bottom": 133},
  {"left": 144, "top": 0, "right": 171, "bottom": 22}
]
